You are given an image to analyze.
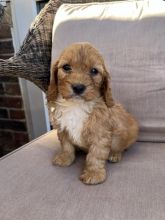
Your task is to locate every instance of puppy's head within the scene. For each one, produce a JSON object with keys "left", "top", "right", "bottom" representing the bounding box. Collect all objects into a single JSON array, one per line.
[{"left": 47, "top": 42, "right": 114, "bottom": 107}]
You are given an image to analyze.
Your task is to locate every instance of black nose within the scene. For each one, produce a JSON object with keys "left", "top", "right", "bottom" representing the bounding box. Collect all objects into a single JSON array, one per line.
[{"left": 72, "top": 84, "right": 86, "bottom": 95}]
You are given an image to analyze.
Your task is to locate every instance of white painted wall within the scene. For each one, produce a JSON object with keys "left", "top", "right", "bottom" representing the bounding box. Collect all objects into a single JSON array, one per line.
[{"left": 11, "top": 0, "right": 50, "bottom": 140}]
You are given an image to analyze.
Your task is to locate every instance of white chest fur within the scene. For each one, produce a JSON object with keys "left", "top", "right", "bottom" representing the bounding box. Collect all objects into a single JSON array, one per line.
[{"left": 54, "top": 98, "right": 95, "bottom": 146}]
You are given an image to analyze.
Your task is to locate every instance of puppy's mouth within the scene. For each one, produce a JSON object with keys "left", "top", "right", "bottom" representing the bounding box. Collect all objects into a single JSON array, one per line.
[
  {"left": 60, "top": 90, "right": 85, "bottom": 100},
  {"left": 65, "top": 93, "right": 85, "bottom": 100}
]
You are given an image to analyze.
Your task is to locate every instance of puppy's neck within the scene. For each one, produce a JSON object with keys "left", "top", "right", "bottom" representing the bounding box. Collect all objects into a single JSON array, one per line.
[
  {"left": 55, "top": 95, "right": 98, "bottom": 110},
  {"left": 53, "top": 95, "right": 97, "bottom": 146}
]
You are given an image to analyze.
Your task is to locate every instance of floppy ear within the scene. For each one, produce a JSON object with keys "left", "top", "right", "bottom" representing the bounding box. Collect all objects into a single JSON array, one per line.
[
  {"left": 101, "top": 68, "right": 114, "bottom": 108},
  {"left": 47, "top": 60, "right": 59, "bottom": 102}
]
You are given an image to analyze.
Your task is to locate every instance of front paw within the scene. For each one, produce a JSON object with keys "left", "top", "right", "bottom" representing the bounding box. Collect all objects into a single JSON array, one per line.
[
  {"left": 52, "top": 152, "right": 75, "bottom": 167},
  {"left": 80, "top": 168, "right": 106, "bottom": 185}
]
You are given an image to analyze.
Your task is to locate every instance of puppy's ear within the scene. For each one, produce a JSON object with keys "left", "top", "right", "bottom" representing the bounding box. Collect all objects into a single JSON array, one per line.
[
  {"left": 101, "top": 68, "right": 114, "bottom": 108},
  {"left": 47, "top": 60, "right": 59, "bottom": 102}
]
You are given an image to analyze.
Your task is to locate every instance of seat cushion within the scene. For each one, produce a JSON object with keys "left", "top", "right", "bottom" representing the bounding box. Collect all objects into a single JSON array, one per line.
[
  {"left": 51, "top": 1, "right": 165, "bottom": 142},
  {"left": 0, "top": 130, "right": 165, "bottom": 220}
]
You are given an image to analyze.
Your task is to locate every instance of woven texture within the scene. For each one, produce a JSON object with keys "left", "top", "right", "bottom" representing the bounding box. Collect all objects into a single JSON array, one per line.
[
  {"left": 0, "top": 0, "right": 118, "bottom": 91},
  {"left": 0, "top": 0, "right": 60, "bottom": 91},
  {"left": 0, "top": 4, "right": 4, "bottom": 23}
]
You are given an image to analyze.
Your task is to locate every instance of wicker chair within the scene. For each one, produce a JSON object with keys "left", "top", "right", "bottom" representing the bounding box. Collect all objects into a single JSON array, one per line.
[
  {"left": 0, "top": 0, "right": 116, "bottom": 92},
  {"left": 0, "top": 4, "right": 5, "bottom": 23},
  {"left": 1, "top": 2, "right": 165, "bottom": 220},
  {"left": 0, "top": 0, "right": 60, "bottom": 91}
]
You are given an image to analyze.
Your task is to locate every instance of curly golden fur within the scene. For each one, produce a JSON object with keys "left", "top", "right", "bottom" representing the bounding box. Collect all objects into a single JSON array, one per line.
[{"left": 47, "top": 42, "right": 139, "bottom": 185}]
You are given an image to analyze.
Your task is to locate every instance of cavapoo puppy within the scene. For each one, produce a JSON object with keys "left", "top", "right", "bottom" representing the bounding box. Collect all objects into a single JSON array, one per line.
[{"left": 47, "top": 42, "right": 139, "bottom": 185}]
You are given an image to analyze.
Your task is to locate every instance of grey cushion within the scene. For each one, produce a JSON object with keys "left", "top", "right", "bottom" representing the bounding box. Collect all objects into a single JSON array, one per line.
[
  {"left": 52, "top": 1, "right": 165, "bottom": 142},
  {"left": 0, "top": 130, "right": 165, "bottom": 220}
]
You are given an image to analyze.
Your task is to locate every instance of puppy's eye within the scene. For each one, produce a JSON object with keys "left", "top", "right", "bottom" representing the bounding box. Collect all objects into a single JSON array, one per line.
[
  {"left": 90, "top": 68, "right": 99, "bottom": 76},
  {"left": 62, "top": 64, "right": 72, "bottom": 72}
]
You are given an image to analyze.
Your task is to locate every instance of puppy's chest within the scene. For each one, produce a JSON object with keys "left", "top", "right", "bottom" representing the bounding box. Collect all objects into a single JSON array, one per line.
[{"left": 55, "top": 103, "right": 94, "bottom": 146}]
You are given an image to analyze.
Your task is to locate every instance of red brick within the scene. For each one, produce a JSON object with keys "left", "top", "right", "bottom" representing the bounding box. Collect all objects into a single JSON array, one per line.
[
  {"left": 0, "top": 97, "right": 22, "bottom": 108},
  {"left": 14, "top": 132, "right": 29, "bottom": 145},
  {"left": 0, "top": 130, "right": 13, "bottom": 140},
  {"left": 4, "top": 83, "right": 21, "bottom": 95},
  {"left": 0, "top": 130, "right": 15, "bottom": 156},
  {"left": 0, "top": 24, "right": 12, "bottom": 38},
  {"left": 0, "top": 119, "right": 27, "bottom": 131},
  {"left": 0, "top": 83, "right": 4, "bottom": 95},
  {"left": 0, "top": 76, "right": 18, "bottom": 83},
  {"left": 0, "top": 53, "right": 13, "bottom": 59},
  {"left": 0, "top": 130, "right": 29, "bottom": 157},
  {"left": 0, "top": 39, "right": 14, "bottom": 54},
  {"left": 0, "top": 108, "right": 8, "bottom": 118},
  {"left": 9, "top": 109, "right": 25, "bottom": 119}
]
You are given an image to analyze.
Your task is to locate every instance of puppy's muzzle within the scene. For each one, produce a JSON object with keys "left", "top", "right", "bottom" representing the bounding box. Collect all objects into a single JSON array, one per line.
[{"left": 72, "top": 84, "right": 86, "bottom": 95}]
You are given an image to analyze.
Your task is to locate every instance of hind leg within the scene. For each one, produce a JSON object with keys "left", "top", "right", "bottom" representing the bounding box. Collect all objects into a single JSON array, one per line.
[
  {"left": 109, "top": 151, "right": 122, "bottom": 163},
  {"left": 108, "top": 135, "right": 128, "bottom": 163}
]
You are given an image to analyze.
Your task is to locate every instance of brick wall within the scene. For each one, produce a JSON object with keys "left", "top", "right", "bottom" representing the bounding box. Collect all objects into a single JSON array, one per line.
[{"left": 0, "top": 3, "right": 29, "bottom": 157}]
